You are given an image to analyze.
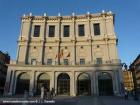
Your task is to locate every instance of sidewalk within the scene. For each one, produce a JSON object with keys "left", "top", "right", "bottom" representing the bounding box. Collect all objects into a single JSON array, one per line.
[{"left": 0, "top": 95, "right": 139, "bottom": 105}]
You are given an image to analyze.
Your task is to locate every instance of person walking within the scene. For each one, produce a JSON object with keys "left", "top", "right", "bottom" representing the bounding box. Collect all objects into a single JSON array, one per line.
[
  {"left": 40, "top": 85, "right": 44, "bottom": 100},
  {"left": 50, "top": 88, "right": 55, "bottom": 100},
  {"left": 124, "top": 88, "right": 128, "bottom": 100}
]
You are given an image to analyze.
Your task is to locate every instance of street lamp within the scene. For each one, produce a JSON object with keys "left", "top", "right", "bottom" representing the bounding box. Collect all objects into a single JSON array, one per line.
[{"left": 130, "top": 65, "right": 139, "bottom": 100}]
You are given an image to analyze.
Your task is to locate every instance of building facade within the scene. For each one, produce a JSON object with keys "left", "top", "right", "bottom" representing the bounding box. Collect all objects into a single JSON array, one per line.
[
  {"left": 5, "top": 11, "right": 122, "bottom": 96},
  {"left": 123, "top": 70, "right": 134, "bottom": 91},
  {"left": 0, "top": 51, "right": 10, "bottom": 95},
  {"left": 130, "top": 54, "right": 140, "bottom": 93}
]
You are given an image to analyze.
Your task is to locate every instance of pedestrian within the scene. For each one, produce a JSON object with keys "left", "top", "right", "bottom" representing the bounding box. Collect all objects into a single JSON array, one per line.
[
  {"left": 40, "top": 85, "right": 44, "bottom": 100},
  {"left": 50, "top": 88, "right": 55, "bottom": 100},
  {"left": 124, "top": 90, "right": 128, "bottom": 99},
  {"left": 46, "top": 87, "right": 50, "bottom": 100},
  {"left": 44, "top": 85, "right": 47, "bottom": 99}
]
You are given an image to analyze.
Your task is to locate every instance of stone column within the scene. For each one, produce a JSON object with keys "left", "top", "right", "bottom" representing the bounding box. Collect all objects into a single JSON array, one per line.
[
  {"left": 90, "top": 72, "right": 94, "bottom": 95},
  {"left": 94, "top": 72, "right": 99, "bottom": 95},
  {"left": 50, "top": 71, "right": 55, "bottom": 89},
  {"left": 4, "top": 69, "right": 12, "bottom": 95},
  {"left": 71, "top": 42, "right": 76, "bottom": 65},
  {"left": 38, "top": 19, "right": 46, "bottom": 65},
  {"left": 93, "top": 72, "right": 96, "bottom": 95},
  {"left": 29, "top": 71, "right": 35, "bottom": 96},
  {"left": 70, "top": 71, "right": 76, "bottom": 96},
  {"left": 57, "top": 18, "right": 61, "bottom": 65},
  {"left": 20, "top": 18, "right": 32, "bottom": 64},
  {"left": 54, "top": 72, "right": 59, "bottom": 95},
  {"left": 9, "top": 70, "right": 15, "bottom": 95},
  {"left": 71, "top": 17, "right": 76, "bottom": 65},
  {"left": 87, "top": 16, "right": 93, "bottom": 63}
]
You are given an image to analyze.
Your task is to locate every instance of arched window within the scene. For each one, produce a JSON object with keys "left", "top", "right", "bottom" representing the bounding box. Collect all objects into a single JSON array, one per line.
[
  {"left": 77, "top": 73, "right": 91, "bottom": 95},
  {"left": 16, "top": 72, "right": 30, "bottom": 94},
  {"left": 98, "top": 72, "right": 113, "bottom": 96},
  {"left": 36, "top": 73, "right": 50, "bottom": 95},
  {"left": 57, "top": 73, "right": 70, "bottom": 95}
]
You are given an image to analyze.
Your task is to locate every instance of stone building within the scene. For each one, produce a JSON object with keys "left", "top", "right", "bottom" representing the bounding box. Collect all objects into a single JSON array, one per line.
[
  {"left": 5, "top": 11, "right": 122, "bottom": 96},
  {"left": 123, "top": 70, "right": 134, "bottom": 91},
  {"left": 0, "top": 51, "right": 10, "bottom": 95},
  {"left": 130, "top": 54, "right": 140, "bottom": 93}
]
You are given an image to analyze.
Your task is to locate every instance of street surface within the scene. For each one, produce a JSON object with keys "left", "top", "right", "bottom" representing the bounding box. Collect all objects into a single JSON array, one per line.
[{"left": 0, "top": 96, "right": 140, "bottom": 105}]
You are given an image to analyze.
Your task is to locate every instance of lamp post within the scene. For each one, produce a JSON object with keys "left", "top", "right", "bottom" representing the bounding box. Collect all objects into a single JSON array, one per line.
[{"left": 130, "top": 65, "right": 139, "bottom": 100}]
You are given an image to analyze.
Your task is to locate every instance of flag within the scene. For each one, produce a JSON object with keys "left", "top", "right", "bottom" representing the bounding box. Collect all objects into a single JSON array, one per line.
[{"left": 67, "top": 52, "right": 70, "bottom": 57}]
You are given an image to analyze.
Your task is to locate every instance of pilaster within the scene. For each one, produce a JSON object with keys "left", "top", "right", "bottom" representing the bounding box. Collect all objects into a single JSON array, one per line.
[
  {"left": 50, "top": 71, "right": 55, "bottom": 89},
  {"left": 70, "top": 71, "right": 76, "bottom": 96},
  {"left": 9, "top": 70, "right": 15, "bottom": 95},
  {"left": 29, "top": 71, "right": 35, "bottom": 96},
  {"left": 4, "top": 69, "right": 12, "bottom": 95}
]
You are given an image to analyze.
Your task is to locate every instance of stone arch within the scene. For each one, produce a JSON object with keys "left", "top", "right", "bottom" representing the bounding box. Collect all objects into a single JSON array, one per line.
[
  {"left": 77, "top": 72, "right": 91, "bottom": 95},
  {"left": 57, "top": 73, "right": 70, "bottom": 95},
  {"left": 36, "top": 73, "right": 50, "bottom": 95},
  {"left": 98, "top": 72, "right": 113, "bottom": 96},
  {"left": 15, "top": 72, "right": 30, "bottom": 94}
]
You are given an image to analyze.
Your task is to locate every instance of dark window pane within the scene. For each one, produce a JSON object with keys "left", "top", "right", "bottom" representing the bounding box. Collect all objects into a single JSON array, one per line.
[
  {"left": 49, "top": 26, "right": 55, "bottom": 37},
  {"left": 94, "top": 23, "right": 100, "bottom": 35},
  {"left": 34, "top": 25, "right": 40, "bottom": 37},
  {"left": 78, "top": 24, "right": 85, "bottom": 36},
  {"left": 63, "top": 25, "right": 70, "bottom": 37},
  {"left": 80, "top": 59, "right": 85, "bottom": 65},
  {"left": 31, "top": 59, "right": 36, "bottom": 65},
  {"left": 96, "top": 58, "right": 102, "bottom": 64},
  {"left": 47, "top": 59, "right": 52, "bottom": 65},
  {"left": 64, "top": 59, "right": 68, "bottom": 65}
]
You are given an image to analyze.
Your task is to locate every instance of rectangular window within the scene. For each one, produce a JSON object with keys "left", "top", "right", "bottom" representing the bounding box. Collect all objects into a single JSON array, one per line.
[
  {"left": 34, "top": 25, "right": 40, "bottom": 37},
  {"left": 47, "top": 59, "right": 52, "bottom": 65},
  {"left": 49, "top": 26, "right": 55, "bottom": 37},
  {"left": 64, "top": 59, "right": 68, "bottom": 65},
  {"left": 80, "top": 58, "right": 85, "bottom": 65},
  {"left": 94, "top": 23, "right": 100, "bottom": 35},
  {"left": 31, "top": 59, "right": 36, "bottom": 65},
  {"left": 63, "top": 25, "right": 70, "bottom": 37},
  {"left": 78, "top": 24, "right": 85, "bottom": 36},
  {"left": 96, "top": 58, "right": 102, "bottom": 64}
]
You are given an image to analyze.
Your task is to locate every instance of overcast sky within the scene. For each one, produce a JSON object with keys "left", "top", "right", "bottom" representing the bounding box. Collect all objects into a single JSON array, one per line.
[{"left": 0, "top": 0, "right": 140, "bottom": 65}]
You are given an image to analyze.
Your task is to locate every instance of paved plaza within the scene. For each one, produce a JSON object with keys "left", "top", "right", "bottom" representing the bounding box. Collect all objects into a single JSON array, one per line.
[{"left": 0, "top": 96, "right": 140, "bottom": 105}]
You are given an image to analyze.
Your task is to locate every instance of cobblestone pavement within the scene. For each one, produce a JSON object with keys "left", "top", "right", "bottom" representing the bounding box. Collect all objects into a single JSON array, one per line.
[{"left": 0, "top": 96, "right": 139, "bottom": 105}]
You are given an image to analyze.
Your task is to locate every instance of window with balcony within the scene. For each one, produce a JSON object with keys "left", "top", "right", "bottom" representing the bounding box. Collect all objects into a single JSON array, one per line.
[
  {"left": 94, "top": 23, "right": 100, "bottom": 35},
  {"left": 80, "top": 59, "right": 85, "bottom": 65},
  {"left": 34, "top": 25, "right": 40, "bottom": 37},
  {"left": 78, "top": 24, "right": 85, "bottom": 36},
  {"left": 64, "top": 59, "right": 68, "bottom": 65},
  {"left": 31, "top": 59, "right": 37, "bottom": 65},
  {"left": 47, "top": 59, "right": 52, "bottom": 65},
  {"left": 49, "top": 26, "right": 55, "bottom": 37},
  {"left": 96, "top": 58, "right": 102, "bottom": 64},
  {"left": 63, "top": 25, "right": 70, "bottom": 37}
]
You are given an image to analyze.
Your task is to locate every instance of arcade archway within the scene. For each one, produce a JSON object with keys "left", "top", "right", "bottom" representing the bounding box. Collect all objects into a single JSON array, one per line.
[
  {"left": 57, "top": 73, "right": 70, "bottom": 95},
  {"left": 36, "top": 73, "right": 50, "bottom": 95},
  {"left": 16, "top": 72, "right": 30, "bottom": 94},
  {"left": 77, "top": 73, "right": 91, "bottom": 95},
  {"left": 98, "top": 72, "right": 113, "bottom": 96}
]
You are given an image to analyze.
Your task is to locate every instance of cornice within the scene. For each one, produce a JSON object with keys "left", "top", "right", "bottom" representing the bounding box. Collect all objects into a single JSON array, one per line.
[{"left": 21, "top": 12, "right": 114, "bottom": 22}]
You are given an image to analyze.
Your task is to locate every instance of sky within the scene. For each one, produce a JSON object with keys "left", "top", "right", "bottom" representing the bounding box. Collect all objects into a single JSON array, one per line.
[{"left": 0, "top": 0, "right": 140, "bottom": 66}]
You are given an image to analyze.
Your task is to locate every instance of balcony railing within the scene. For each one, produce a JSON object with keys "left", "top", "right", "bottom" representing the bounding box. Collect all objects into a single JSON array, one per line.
[{"left": 11, "top": 59, "right": 121, "bottom": 66}]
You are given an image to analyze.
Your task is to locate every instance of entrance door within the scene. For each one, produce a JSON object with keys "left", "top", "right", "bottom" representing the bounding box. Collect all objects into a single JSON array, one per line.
[
  {"left": 36, "top": 73, "right": 50, "bottom": 95},
  {"left": 98, "top": 72, "right": 113, "bottom": 96},
  {"left": 57, "top": 73, "right": 70, "bottom": 95},
  {"left": 16, "top": 73, "right": 30, "bottom": 94},
  {"left": 77, "top": 73, "right": 91, "bottom": 95}
]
